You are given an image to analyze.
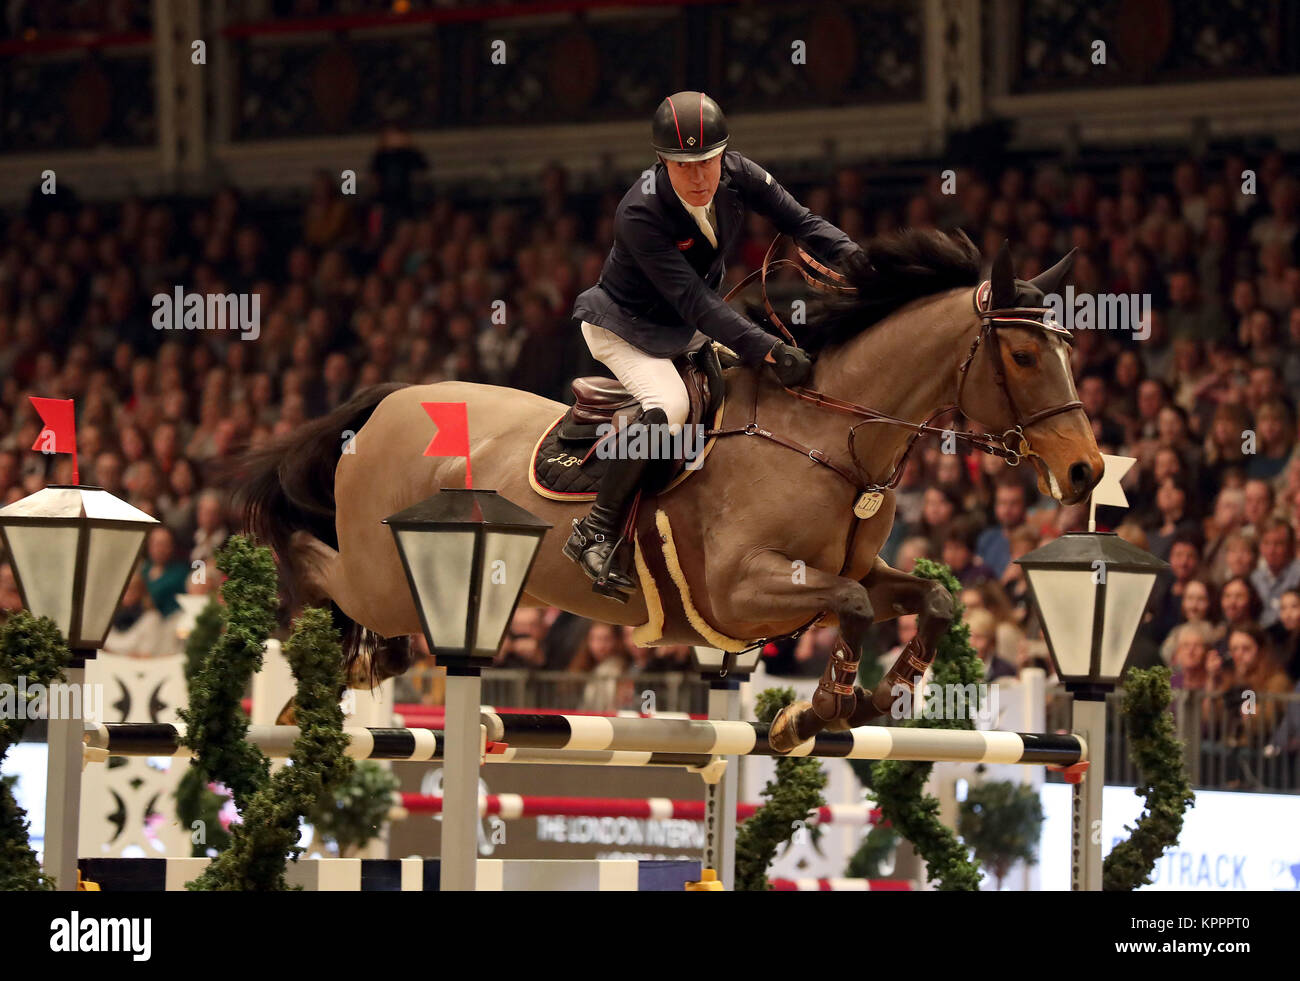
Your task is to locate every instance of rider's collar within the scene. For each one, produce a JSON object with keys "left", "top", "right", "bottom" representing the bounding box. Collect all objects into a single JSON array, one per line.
[{"left": 671, "top": 183, "right": 716, "bottom": 218}]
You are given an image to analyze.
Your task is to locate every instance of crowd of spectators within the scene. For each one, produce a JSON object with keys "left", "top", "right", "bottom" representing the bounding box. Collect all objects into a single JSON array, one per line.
[{"left": 0, "top": 134, "right": 1298, "bottom": 767}]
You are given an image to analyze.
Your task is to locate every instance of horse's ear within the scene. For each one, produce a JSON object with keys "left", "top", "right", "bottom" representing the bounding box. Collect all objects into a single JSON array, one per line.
[
  {"left": 1030, "top": 247, "right": 1078, "bottom": 298},
  {"left": 990, "top": 240, "right": 1016, "bottom": 308}
]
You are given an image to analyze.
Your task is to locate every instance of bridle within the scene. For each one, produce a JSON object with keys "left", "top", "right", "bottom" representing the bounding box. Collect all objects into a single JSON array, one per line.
[{"left": 713, "top": 236, "right": 1085, "bottom": 497}]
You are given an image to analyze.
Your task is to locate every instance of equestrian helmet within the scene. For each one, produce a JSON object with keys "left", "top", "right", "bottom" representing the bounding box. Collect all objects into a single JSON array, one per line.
[{"left": 652, "top": 91, "right": 728, "bottom": 162}]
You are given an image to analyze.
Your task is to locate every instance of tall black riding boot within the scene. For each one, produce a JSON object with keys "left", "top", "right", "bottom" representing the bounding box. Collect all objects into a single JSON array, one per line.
[{"left": 564, "top": 408, "right": 666, "bottom": 600}]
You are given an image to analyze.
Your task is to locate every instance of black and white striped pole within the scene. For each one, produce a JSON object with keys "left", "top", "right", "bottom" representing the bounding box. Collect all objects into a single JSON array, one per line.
[
  {"left": 384, "top": 488, "right": 549, "bottom": 892},
  {"left": 1016, "top": 524, "right": 1168, "bottom": 892}
]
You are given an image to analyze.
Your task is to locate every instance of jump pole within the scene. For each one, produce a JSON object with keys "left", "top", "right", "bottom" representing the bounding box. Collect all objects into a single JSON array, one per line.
[
  {"left": 395, "top": 794, "right": 880, "bottom": 825},
  {"left": 479, "top": 712, "right": 1087, "bottom": 765},
  {"left": 85, "top": 718, "right": 1086, "bottom": 766},
  {"left": 82, "top": 722, "right": 718, "bottom": 767}
]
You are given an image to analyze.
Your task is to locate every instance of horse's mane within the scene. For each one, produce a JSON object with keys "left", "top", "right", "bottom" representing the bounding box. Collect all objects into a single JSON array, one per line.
[{"left": 755, "top": 227, "right": 981, "bottom": 356}]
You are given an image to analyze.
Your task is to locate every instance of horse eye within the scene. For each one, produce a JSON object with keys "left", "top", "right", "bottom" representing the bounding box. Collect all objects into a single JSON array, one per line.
[{"left": 1012, "top": 351, "right": 1035, "bottom": 368}]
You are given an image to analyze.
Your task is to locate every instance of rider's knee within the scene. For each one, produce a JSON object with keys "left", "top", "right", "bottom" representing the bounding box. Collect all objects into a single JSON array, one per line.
[
  {"left": 639, "top": 406, "right": 670, "bottom": 432},
  {"left": 649, "top": 390, "right": 690, "bottom": 435}
]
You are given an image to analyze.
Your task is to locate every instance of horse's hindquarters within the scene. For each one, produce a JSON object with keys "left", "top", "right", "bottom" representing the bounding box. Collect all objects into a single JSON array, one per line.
[{"left": 331, "top": 381, "right": 649, "bottom": 637}]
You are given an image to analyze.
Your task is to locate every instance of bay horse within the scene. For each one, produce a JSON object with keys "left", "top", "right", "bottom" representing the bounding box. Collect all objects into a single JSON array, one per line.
[{"left": 234, "top": 231, "right": 1102, "bottom": 750}]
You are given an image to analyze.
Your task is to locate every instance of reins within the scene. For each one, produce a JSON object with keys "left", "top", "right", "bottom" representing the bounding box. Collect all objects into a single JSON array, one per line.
[{"left": 713, "top": 236, "right": 1084, "bottom": 497}]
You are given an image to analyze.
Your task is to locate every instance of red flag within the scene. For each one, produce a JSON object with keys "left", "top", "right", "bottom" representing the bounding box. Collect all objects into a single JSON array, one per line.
[
  {"left": 422, "top": 402, "right": 471, "bottom": 488},
  {"left": 29, "top": 396, "right": 78, "bottom": 484}
]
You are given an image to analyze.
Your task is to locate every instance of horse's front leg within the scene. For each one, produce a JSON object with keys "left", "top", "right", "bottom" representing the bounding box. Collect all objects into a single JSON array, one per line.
[
  {"left": 713, "top": 550, "right": 876, "bottom": 754},
  {"left": 845, "top": 558, "right": 957, "bottom": 725}
]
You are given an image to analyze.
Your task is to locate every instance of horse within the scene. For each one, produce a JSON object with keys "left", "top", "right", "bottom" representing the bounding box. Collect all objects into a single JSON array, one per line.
[{"left": 234, "top": 230, "right": 1102, "bottom": 749}]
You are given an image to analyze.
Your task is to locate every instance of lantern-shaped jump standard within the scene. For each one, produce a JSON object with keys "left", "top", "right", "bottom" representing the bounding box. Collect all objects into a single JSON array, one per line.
[
  {"left": 1016, "top": 531, "right": 1169, "bottom": 695},
  {"left": 0, "top": 485, "right": 157, "bottom": 652},
  {"left": 0, "top": 484, "right": 158, "bottom": 892},
  {"left": 384, "top": 488, "right": 550, "bottom": 891},
  {"left": 1016, "top": 531, "right": 1169, "bottom": 892},
  {"left": 384, "top": 488, "right": 550, "bottom": 667}
]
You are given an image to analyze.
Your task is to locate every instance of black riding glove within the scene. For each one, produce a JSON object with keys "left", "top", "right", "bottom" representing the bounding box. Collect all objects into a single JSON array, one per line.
[{"left": 766, "top": 341, "right": 813, "bottom": 387}]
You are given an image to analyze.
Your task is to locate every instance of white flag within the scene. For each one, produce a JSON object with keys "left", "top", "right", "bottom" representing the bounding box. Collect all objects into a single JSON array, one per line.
[{"left": 1092, "top": 454, "right": 1136, "bottom": 511}]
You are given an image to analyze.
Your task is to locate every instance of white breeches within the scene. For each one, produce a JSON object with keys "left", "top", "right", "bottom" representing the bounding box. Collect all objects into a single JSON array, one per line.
[{"left": 580, "top": 322, "right": 707, "bottom": 434}]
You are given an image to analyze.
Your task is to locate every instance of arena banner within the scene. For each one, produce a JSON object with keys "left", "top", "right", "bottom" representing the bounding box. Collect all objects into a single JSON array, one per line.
[{"left": 1039, "top": 784, "right": 1300, "bottom": 891}]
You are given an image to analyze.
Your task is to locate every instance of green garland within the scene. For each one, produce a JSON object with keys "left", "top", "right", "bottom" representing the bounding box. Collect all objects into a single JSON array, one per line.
[
  {"left": 734, "top": 687, "right": 829, "bottom": 891},
  {"left": 178, "top": 537, "right": 278, "bottom": 812},
  {"left": 174, "top": 599, "right": 232, "bottom": 857},
  {"left": 867, "top": 559, "right": 985, "bottom": 891},
  {"left": 189, "top": 607, "right": 354, "bottom": 890},
  {"left": 0, "top": 613, "right": 71, "bottom": 890},
  {"left": 171, "top": 535, "right": 389, "bottom": 881},
  {"left": 1103, "top": 665, "right": 1194, "bottom": 891}
]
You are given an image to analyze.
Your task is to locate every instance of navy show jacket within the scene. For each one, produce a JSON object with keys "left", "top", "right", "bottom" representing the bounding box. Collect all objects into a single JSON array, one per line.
[{"left": 573, "top": 151, "right": 859, "bottom": 364}]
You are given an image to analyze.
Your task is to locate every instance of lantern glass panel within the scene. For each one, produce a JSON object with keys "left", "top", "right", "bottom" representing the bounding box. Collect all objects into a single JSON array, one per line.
[
  {"left": 474, "top": 529, "right": 541, "bottom": 657},
  {"left": 5, "top": 523, "right": 79, "bottom": 636},
  {"left": 81, "top": 526, "right": 149, "bottom": 644},
  {"left": 1026, "top": 567, "right": 1096, "bottom": 677},
  {"left": 1100, "top": 569, "right": 1157, "bottom": 680},
  {"left": 399, "top": 527, "right": 475, "bottom": 651}
]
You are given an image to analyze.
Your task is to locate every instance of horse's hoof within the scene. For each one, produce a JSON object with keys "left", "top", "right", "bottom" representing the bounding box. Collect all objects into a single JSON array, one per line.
[{"left": 768, "top": 700, "right": 811, "bottom": 754}]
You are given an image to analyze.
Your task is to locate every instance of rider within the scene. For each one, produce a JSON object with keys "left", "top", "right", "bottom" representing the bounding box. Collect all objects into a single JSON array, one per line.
[{"left": 566, "top": 90, "right": 861, "bottom": 600}]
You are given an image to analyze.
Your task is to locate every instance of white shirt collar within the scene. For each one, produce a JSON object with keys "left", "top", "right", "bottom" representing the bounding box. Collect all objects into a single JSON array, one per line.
[{"left": 672, "top": 184, "right": 714, "bottom": 220}]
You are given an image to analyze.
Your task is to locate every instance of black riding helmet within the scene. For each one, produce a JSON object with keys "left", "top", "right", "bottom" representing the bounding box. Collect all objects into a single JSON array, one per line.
[{"left": 652, "top": 91, "right": 728, "bottom": 162}]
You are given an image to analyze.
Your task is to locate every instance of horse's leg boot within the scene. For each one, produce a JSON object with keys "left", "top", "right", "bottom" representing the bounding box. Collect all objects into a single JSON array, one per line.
[
  {"left": 769, "top": 645, "right": 860, "bottom": 752},
  {"left": 849, "top": 636, "right": 932, "bottom": 725}
]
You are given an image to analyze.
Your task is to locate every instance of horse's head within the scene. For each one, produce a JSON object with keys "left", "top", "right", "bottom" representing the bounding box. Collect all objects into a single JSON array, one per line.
[{"left": 959, "top": 243, "right": 1103, "bottom": 505}]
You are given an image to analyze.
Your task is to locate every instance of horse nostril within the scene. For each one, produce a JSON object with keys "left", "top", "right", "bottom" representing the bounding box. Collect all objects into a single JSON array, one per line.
[{"left": 1069, "top": 461, "right": 1093, "bottom": 491}]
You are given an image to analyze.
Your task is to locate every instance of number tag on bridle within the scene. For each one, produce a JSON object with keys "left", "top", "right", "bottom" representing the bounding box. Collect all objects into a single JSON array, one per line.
[{"left": 853, "top": 490, "right": 884, "bottom": 519}]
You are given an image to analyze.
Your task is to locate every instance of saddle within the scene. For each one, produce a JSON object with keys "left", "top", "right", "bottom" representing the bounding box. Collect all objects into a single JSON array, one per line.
[{"left": 529, "top": 344, "right": 726, "bottom": 501}]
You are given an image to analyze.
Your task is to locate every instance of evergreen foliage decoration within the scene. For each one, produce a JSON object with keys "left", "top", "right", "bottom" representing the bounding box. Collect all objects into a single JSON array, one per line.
[
  {"left": 844, "top": 819, "right": 900, "bottom": 880},
  {"left": 734, "top": 687, "right": 828, "bottom": 891},
  {"left": 957, "top": 780, "right": 1044, "bottom": 889},
  {"left": 174, "top": 598, "right": 232, "bottom": 857},
  {"left": 188, "top": 607, "right": 353, "bottom": 890},
  {"left": 306, "top": 760, "right": 400, "bottom": 857},
  {"left": 1103, "top": 665, "right": 1194, "bottom": 891},
  {"left": 0, "top": 613, "right": 70, "bottom": 890},
  {"left": 868, "top": 558, "right": 984, "bottom": 890},
  {"left": 177, "top": 537, "right": 278, "bottom": 812}
]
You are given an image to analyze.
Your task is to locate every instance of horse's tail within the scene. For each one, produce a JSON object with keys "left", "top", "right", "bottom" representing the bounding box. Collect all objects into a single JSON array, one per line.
[{"left": 223, "top": 382, "right": 411, "bottom": 685}]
